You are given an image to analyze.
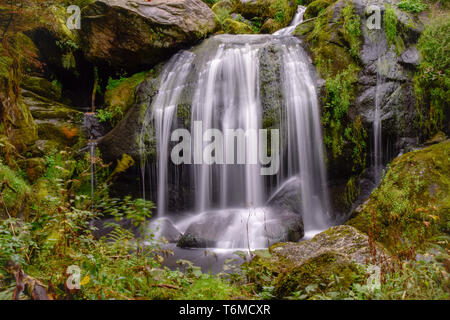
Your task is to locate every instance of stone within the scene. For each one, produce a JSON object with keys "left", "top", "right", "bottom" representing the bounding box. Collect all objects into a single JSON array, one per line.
[
  {"left": 177, "top": 208, "right": 304, "bottom": 248},
  {"left": 147, "top": 217, "right": 182, "bottom": 243},
  {"left": 267, "top": 176, "right": 302, "bottom": 214},
  {"left": 79, "top": 0, "right": 216, "bottom": 71}
]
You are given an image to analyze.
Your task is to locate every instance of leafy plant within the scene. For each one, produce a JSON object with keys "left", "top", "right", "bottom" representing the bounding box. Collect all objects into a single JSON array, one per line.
[{"left": 398, "top": 0, "right": 428, "bottom": 13}]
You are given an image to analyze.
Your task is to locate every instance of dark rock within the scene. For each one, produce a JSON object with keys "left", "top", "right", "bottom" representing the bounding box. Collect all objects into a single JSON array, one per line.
[
  {"left": 79, "top": 0, "right": 216, "bottom": 72},
  {"left": 267, "top": 176, "right": 302, "bottom": 214}
]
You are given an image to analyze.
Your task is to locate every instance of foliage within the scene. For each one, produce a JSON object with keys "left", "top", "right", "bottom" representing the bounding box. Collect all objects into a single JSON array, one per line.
[
  {"left": 348, "top": 141, "right": 450, "bottom": 256},
  {"left": 414, "top": 14, "right": 450, "bottom": 139},
  {"left": 322, "top": 65, "right": 359, "bottom": 158},
  {"left": 95, "top": 109, "right": 114, "bottom": 123},
  {"left": 384, "top": 4, "right": 398, "bottom": 47},
  {"left": 398, "top": 0, "right": 428, "bottom": 13},
  {"left": 341, "top": 3, "right": 361, "bottom": 59}
]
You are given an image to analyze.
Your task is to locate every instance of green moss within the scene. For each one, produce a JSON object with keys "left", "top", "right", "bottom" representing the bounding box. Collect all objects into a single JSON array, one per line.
[
  {"left": 322, "top": 64, "right": 359, "bottom": 158},
  {"left": 222, "top": 18, "right": 254, "bottom": 34},
  {"left": 105, "top": 71, "right": 150, "bottom": 124},
  {"left": 273, "top": 251, "right": 364, "bottom": 298},
  {"left": 304, "top": 0, "right": 335, "bottom": 20},
  {"left": 341, "top": 2, "right": 361, "bottom": 59},
  {"left": 0, "top": 161, "right": 31, "bottom": 215},
  {"left": 348, "top": 141, "right": 450, "bottom": 257}
]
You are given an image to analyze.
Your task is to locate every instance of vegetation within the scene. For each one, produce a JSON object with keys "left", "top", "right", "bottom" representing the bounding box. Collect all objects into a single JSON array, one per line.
[
  {"left": 0, "top": 0, "right": 448, "bottom": 302},
  {"left": 398, "top": 0, "right": 428, "bottom": 13},
  {"left": 414, "top": 13, "right": 450, "bottom": 139},
  {"left": 384, "top": 4, "right": 398, "bottom": 48}
]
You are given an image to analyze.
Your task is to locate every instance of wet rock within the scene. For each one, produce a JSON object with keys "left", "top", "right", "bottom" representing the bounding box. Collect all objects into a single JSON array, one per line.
[
  {"left": 177, "top": 209, "right": 304, "bottom": 248},
  {"left": 79, "top": 0, "right": 216, "bottom": 71},
  {"left": 399, "top": 46, "right": 421, "bottom": 66},
  {"left": 147, "top": 218, "right": 182, "bottom": 243},
  {"left": 271, "top": 225, "right": 390, "bottom": 267},
  {"left": 267, "top": 176, "right": 302, "bottom": 214}
]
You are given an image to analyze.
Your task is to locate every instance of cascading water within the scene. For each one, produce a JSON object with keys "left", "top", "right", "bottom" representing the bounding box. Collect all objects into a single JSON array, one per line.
[
  {"left": 280, "top": 44, "right": 330, "bottom": 235},
  {"left": 191, "top": 43, "right": 264, "bottom": 211},
  {"left": 143, "top": 7, "right": 332, "bottom": 248},
  {"left": 139, "top": 51, "right": 195, "bottom": 216},
  {"left": 273, "top": 6, "right": 306, "bottom": 36},
  {"left": 373, "top": 57, "right": 386, "bottom": 184}
]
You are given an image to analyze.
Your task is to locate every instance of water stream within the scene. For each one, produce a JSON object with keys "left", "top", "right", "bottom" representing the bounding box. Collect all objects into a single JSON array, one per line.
[{"left": 142, "top": 6, "right": 331, "bottom": 250}]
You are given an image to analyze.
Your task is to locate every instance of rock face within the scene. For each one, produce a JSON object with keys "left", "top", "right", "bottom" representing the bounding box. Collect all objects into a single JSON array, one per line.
[
  {"left": 177, "top": 209, "right": 304, "bottom": 248},
  {"left": 22, "top": 89, "right": 84, "bottom": 154},
  {"left": 295, "top": 0, "right": 425, "bottom": 217},
  {"left": 79, "top": 0, "right": 216, "bottom": 71}
]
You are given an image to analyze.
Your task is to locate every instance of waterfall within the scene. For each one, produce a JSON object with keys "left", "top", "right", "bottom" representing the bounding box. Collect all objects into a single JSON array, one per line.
[
  {"left": 88, "top": 140, "right": 97, "bottom": 211},
  {"left": 139, "top": 51, "right": 195, "bottom": 216},
  {"left": 140, "top": 7, "right": 332, "bottom": 245},
  {"left": 273, "top": 5, "right": 306, "bottom": 36},
  {"left": 373, "top": 57, "right": 386, "bottom": 183},
  {"left": 191, "top": 42, "right": 264, "bottom": 211},
  {"left": 281, "top": 44, "right": 330, "bottom": 233}
]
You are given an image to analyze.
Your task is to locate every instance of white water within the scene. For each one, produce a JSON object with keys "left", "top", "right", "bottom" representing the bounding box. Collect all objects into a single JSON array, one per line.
[
  {"left": 373, "top": 57, "right": 386, "bottom": 183},
  {"left": 191, "top": 43, "right": 264, "bottom": 211},
  {"left": 141, "top": 7, "right": 332, "bottom": 247},
  {"left": 281, "top": 44, "right": 330, "bottom": 232},
  {"left": 273, "top": 5, "right": 306, "bottom": 36},
  {"left": 139, "top": 51, "right": 195, "bottom": 216}
]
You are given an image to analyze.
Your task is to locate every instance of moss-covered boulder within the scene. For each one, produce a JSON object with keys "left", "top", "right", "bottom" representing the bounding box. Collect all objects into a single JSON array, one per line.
[
  {"left": 22, "top": 90, "right": 84, "bottom": 151},
  {"left": 104, "top": 71, "right": 150, "bottom": 124},
  {"left": 273, "top": 250, "right": 364, "bottom": 298},
  {"left": 79, "top": 0, "right": 216, "bottom": 71},
  {"left": 0, "top": 161, "right": 31, "bottom": 217},
  {"left": 222, "top": 18, "right": 255, "bottom": 34},
  {"left": 21, "top": 76, "right": 62, "bottom": 102},
  {"left": 303, "top": 0, "right": 335, "bottom": 20},
  {"left": 347, "top": 140, "right": 450, "bottom": 257},
  {"left": 295, "top": 0, "right": 427, "bottom": 218},
  {"left": 243, "top": 225, "right": 390, "bottom": 296}
]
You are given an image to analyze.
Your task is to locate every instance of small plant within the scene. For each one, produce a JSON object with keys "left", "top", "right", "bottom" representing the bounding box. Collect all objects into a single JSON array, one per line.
[
  {"left": 95, "top": 109, "right": 114, "bottom": 123},
  {"left": 398, "top": 0, "right": 428, "bottom": 13}
]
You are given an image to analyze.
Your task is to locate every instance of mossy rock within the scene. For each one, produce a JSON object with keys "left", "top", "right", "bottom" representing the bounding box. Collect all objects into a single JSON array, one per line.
[
  {"left": 21, "top": 76, "right": 62, "bottom": 102},
  {"left": 232, "top": 0, "right": 297, "bottom": 31},
  {"left": 0, "top": 161, "right": 31, "bottom": 216},
  {"left": 273, "top": 251, "right": 364, "bottom": 298},
  {"left": 20, "top": 157, "right": 46, "bottom": 181},
  {"left": 105, "top": 71, "right": 150, "bottom": 120},
  {"left": 222, "top": 18, "right": 254, "bottom": 34},
  {"left": 348, "top": 140, "right": 450, "bottom": 256},
  {"left": 304, "top": 0, "right": 336, "bottom": 20},
  {"left": 212, "top": 0, "right": 232, "bottom": 14}
]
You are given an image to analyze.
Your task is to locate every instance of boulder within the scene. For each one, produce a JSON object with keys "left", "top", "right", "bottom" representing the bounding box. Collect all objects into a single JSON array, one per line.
[
  {"left": 147, "top": 217, "right": 182, "bottom": 243},
  {"left": 79, "top": 0, "right": 216, "bottom": 71},
  {"left": 245, "top": 225, "right": 391, "bottom": 298},
  {"left": 177, "top": 208, "right": 304, "bottom": 248},
  {"left": 22, "top": 90, "right": 84, "bottom": 150},
  {"left": 267, "top": 176, "right": 302, "bottom": 214},
  {"left": 348, "top": 141, "right": 450, "bottom": 255}
]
